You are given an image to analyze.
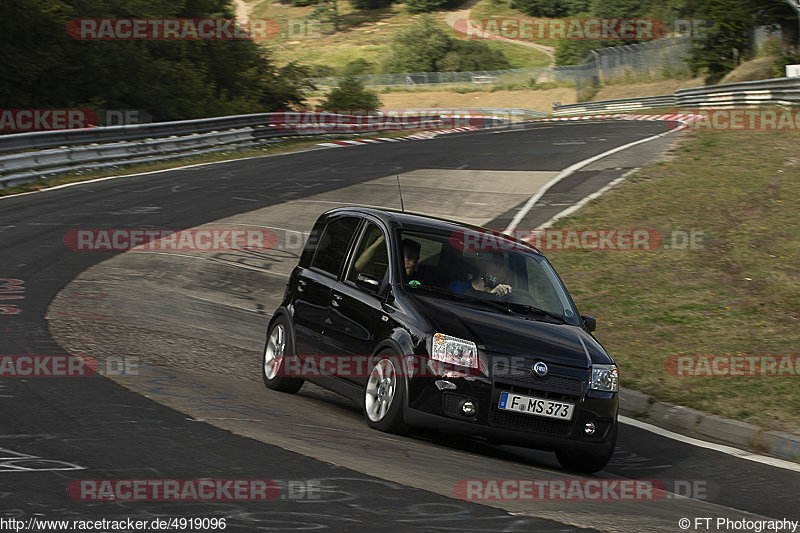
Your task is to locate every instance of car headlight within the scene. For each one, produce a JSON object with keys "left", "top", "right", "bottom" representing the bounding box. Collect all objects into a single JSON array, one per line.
[
  {"left": 590, "top": 364, "right": 618, "bottom": 392},
  {"left": 431, "top": 333, "right": 479, "bottom": 369}
]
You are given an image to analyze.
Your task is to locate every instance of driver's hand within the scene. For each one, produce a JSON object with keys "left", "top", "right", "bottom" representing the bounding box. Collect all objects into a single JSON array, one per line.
[{"left": 490, "top": 284, "right": 512, "bottom": 296}]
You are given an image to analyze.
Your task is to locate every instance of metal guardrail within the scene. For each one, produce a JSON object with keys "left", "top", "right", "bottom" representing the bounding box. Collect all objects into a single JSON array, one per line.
[
  {"left": 0, "top": 109, "right": 523, "bottom": 189},
  {"left": 675, "top": 77, "right": 800, "bottom": 107},
  {"left": 553, "top": 77, "right": 800, "bottom": 115},
  {"left": 0, "top": 113, "right": 279, "bottom": 155},
  {"left": 552, "top": 95, "right": 677, "bottom": 115}
]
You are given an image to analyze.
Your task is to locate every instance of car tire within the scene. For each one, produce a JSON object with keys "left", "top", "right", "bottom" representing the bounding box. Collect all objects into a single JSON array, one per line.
[
  {"left": 262, "top": 315, "right": 304, "bottom": 394},
  {"left": 555, "top": 424, "right": 617, "bottom": 474},
  {"left": 363, "top": 351, "right": 410, "bottom": 434}
]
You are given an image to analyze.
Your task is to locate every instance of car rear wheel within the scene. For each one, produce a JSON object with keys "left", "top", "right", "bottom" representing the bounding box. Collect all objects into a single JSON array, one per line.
[
  {"left": 364, "top": 351, "right": 409, "bottom": 434},
  {"left": 262, "top": 316, "right": 303, "bottom": 393},
  {"left": 555, "top": 424, "right": 617, "bottom": 474}
]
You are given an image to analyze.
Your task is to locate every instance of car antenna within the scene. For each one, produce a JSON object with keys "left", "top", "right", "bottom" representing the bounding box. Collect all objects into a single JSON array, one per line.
[{"left": 396, "top": 175, "right": 405, "bottom": 212}]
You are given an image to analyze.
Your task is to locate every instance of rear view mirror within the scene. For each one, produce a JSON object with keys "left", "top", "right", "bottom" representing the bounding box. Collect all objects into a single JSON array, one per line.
[{"left": 582, "top": 315, "right": 596, "bottom": 332}]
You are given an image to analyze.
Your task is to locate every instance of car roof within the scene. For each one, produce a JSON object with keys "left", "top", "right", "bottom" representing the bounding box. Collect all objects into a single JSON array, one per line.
[{"left": 321, "top": 206, "right": 542, "bottom": 254}]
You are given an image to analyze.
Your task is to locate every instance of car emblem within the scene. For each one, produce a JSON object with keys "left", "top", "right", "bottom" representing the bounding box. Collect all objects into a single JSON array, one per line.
[{"left": 532, "top": 362, "right": 548, "bottom": 378}]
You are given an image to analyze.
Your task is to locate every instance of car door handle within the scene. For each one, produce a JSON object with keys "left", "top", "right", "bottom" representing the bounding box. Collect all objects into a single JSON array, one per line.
[
  {"left": 297, "top": 280, "right": 306, "bottom": 292},
  {"left": 331, "top": 293, "right": 342, "bottom": 307}
]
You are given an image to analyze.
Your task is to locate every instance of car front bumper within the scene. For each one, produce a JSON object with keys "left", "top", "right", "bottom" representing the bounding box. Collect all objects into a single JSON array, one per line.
[{"left": 405, "top": 372, "right": 618, "bottom": 455}]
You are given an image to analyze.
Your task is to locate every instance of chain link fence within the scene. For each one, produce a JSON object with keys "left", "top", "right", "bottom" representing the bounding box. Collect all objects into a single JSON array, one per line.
[{"left": 308, "top": 37, "right": 692, "bottom": 94}]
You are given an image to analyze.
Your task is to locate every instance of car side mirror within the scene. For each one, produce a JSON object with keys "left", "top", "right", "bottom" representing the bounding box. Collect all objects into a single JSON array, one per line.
[
  {"left": 356, "top": 273, "right": 380, "bottom": 292},
  {"left": 582, "top": 315, "right": 596, "bottom": 332}
]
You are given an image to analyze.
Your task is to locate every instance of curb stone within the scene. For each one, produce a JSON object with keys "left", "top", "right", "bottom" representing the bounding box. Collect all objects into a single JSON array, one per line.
[
  {"left": 619, "top": 387, "right": 800, "bottom": 463},
  {"left": 524, "top": 114, "right": 800, "bottom": 465}
]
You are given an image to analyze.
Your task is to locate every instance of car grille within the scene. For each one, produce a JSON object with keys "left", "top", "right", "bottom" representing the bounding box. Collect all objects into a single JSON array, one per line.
[
  {"left": 489, "top": 409, "right": 571, "bottom": 435},
  {"left": 493, "top": 363, "right": 584, "bottom": 395}
]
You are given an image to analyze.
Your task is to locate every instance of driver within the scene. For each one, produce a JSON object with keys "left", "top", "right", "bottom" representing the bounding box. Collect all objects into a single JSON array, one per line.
[{"left": 448, "top": 253, "right": 512, "bottom": 297}]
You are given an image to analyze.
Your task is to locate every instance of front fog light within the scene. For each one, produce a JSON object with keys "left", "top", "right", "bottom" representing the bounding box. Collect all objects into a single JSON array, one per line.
[
  {"left": 584, "top": 421, "right": 596, "bottom": 435},
  {"left": 461, "top": 400, "right": 476, "bottom": 416},
  {"left": 590, "top": 364, "right": 618, "bottom": 392}
]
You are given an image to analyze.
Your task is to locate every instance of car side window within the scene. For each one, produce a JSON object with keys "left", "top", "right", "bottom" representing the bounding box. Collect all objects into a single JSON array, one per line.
[
  {"left": 310, "top": 217, "right": 360, "bottom": 276},
  {"left": 348, "top": 222, "right": 389, "bottom": 284}
]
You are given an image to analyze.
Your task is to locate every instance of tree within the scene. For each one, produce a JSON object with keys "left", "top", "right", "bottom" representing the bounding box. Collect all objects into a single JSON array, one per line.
[
  {"left": 349, "top": 0, "right": 393, "bottom": 9},
  {"left": 403, "top": 0, "right": 457, "bottom": 14},
  {"left": 384, "top": 16, "right": 452, "bottom": 72},
  {"left": 318, "top": 75, "right": 381, "bottom": 110},
  {"left": 312, "top": 0, "right": 340, "bottom": 32},
  {"left": 0, "top": 0, "right": 310, "bottom": 120},
  {"left": 687, "top": 0, "right": 797, "bottom": 81},
  {"left": 383, "top": 15, "right": 510, "bottom": 73}
]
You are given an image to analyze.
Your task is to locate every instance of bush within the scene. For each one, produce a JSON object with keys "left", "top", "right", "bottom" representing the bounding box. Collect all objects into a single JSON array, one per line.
[
  {"left": 344, "top": 58, "right": 376, "bottom": 75},
  {"left": 403, "top": 0, "right": 453, "bottom": 13},
  {"left": 350, "top": 0, "right": 393, "bottom": 8},
  {"left": 771, "top": 54, "right": 800, "bottom": 78},
  {"left": 510, "top": 0, "right": 589, "bottom": 17},
  {"left": 384, "top": 15, "right": 511, "bottom": 73},
  {"left": 318, "top": 75, "right": 382, "bottom": 110}
]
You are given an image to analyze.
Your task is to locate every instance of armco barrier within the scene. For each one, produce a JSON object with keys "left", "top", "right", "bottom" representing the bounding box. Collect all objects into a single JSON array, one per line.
[
  {"left": 675, "top": 77, "right": 800, "bottom": 107},
  {"left": 553, "top": 77, "right": 800, "bottom": 115},
  {"left": 0, "top": 109, "right": 522, "bottom": 188},
  {"left": 552, "top": 95, "right": 676, "bottom": 115}
]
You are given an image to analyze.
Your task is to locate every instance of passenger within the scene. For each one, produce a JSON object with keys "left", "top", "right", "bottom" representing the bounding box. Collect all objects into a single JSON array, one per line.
[{"left": 447, "top": 253, "right": 512, "bottom": 297}]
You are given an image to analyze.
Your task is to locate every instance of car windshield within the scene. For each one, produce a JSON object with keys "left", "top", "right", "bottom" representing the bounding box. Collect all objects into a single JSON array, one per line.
[{"left": 399, "top": 229, "right": 579, "bottom": 324}]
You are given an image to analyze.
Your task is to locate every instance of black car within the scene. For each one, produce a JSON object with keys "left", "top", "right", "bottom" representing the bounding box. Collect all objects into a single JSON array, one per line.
[{"left": 262, "top": 207, "right": 619, "bottom": 473}]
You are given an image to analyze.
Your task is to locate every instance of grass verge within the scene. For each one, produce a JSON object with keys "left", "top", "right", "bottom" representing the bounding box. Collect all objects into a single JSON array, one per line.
[{"left": 545, "top": 128, "right": 800, "bottom": 433}]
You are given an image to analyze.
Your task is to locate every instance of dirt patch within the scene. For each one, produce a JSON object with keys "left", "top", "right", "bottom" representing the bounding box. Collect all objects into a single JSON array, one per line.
[{"left": 719, "top": 56, "right": 779, "bottom": 84}]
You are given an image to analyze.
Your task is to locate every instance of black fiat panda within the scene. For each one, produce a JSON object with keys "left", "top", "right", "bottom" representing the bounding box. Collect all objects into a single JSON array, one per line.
[{"left": 262, "top": 207, "right": 619, "bottom": 473}]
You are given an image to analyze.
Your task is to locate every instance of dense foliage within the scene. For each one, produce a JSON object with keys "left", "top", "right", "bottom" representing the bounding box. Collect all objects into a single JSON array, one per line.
[
  {"left": 539, "top": 0, "right": 798, "bottom": 75},
  {"left": 317, "top": 75, "right": 381, "bottom": 110},
  {"left": 0, "top": 0, "right": 312, "bottom": 121},
  {"left": 384, "top": 15, "right": 510, "bottom": 72}
]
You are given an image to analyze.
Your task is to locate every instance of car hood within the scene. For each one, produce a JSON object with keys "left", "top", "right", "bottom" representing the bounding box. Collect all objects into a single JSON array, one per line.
[{"left": 409, "top": 294, "right": 612, "bottom": 368}]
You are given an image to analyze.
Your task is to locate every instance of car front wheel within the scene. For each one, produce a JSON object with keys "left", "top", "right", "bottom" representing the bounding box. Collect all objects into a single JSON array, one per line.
[
  {"left": 262, "top": 316, "right": 303, "bottom": 393},
  {"left": 364, "top": 352, "right": 409, "bottom": 434}
]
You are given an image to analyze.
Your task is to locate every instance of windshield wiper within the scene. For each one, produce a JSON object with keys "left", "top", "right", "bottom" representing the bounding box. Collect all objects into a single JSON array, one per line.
[
  {"left": 407, "top": 285, "right": 514, "bottom": 314},
  {"left": 505, "top": 303, "right": 566, "bottom": 323}
]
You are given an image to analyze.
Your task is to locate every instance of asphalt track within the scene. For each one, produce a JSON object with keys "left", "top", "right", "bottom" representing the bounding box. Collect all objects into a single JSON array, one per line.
[{"left": 1, "top": 121, "right": 798, "bottom": 532}]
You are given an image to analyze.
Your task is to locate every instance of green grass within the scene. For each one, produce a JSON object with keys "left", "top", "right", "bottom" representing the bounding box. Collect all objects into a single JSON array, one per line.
[
  {"left": 545, "top": 127, "right": 800, "bottom": 432},
  {"left": 483, "top": 40, "right": 551, "bottom": 69},
  {"left": 253, "top": 0, "right": 550, "bottom": 74},
  {"left": 469, "top": 0, "right": 560, "bottom": 47}
]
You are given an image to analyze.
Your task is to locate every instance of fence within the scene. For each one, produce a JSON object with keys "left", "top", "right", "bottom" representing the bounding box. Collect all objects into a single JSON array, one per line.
[
  {"left": 308, "top": 68, "right": 544, "bottom": 89},
  {"left": 308, "top": 37, "right": 692, "bottom": 90}
]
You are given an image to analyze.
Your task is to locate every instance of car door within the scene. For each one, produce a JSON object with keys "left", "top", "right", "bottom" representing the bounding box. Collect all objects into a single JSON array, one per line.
[
  {"left": 292, "top": 215, "right": 361, "bottom": 357},
  {"left": 323, "top": 220, "right": 391, "bottom": 385}
]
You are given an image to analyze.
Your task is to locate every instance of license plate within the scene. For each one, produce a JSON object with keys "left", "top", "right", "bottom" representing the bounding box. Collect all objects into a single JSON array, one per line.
[{"left": 498, "top": 392, "right": 574, "bottom": 420}]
